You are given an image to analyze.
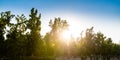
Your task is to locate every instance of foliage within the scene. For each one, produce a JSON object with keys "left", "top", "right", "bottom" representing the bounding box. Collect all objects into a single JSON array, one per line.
[
  {"left": 44, "top": 18, "right": 69, "bottom": 56},
  {"left": 0, "top": 8, "right": 120, "bottom": 60}
]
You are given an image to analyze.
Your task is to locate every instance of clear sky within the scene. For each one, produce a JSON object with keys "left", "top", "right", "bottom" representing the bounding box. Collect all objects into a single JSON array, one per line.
[{"left": 0, "top": 0, "right": 120, "bottom": 43}]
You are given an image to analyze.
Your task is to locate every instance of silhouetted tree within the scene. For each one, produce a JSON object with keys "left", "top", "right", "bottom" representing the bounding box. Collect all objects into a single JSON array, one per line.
[
  {"left": 27, "top": 8, "right": 45, "bottom": 56},
  {"left": 5, "top": 14, "right": 28, "bottom": 57},
  {"left": 0, "top": 11, "right": 14, "bottom": 57}
]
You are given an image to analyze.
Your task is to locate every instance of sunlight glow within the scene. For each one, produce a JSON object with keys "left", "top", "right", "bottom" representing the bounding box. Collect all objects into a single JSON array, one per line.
[
  {"left": 69, "top": 25, "right": 81, "bottom": 39},
  {"left": 68, "top": 19, "right": 85, "bottom": 39},
  {"left": 42, "top": 11, "right": 120, "bottom": 44},
  {"left": 61, "top": 30, "right": 71, "bottom": 45}
]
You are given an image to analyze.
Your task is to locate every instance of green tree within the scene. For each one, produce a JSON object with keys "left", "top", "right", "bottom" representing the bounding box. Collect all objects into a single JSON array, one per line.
[
  {"left": 1, "top": 8, "right": 120, "bottom": 60},
  {"left": 0, "top": 11, "right": 14, "bottom": 57},
  {"left": 46, "top": 17, "right": 69, "bottom": 56},
  {"left": 6, "top": 14, "right": 28, "bottom": 57},
  {"left": 27, "top": 8, "right": 44, "bottom": 56}
]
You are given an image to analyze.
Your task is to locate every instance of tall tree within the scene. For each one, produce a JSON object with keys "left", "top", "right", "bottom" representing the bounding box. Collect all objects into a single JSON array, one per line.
[
  {"left": 46, "top": 17, "right": 69, "bottom": 56},
  {"left": 27, "top": 8, "right": 43, "bottom": 56},
  {"left": 0, "top": 11, "right": 14, "bottom": 57},
  {"left": 6, "top": 14, "right": 28, "bottom": 57}
]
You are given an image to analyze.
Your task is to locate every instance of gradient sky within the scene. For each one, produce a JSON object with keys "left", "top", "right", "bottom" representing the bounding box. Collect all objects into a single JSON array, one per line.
[{"left": 0, "top": 0, "right": 120, "bottom": 43}]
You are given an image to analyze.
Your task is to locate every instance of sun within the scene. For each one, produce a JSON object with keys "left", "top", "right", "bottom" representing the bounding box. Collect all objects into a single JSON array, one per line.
[
  {"left": 60, "top": 22, "right": 82, "bottom": 44},
  {"left": 61, "top": 30, "right": 71, "bottom": 40},
  {"left": 68, "top": 24, "right": 81, "bottom": 39},
  {"left": 60, "top": 30, "right": 71, "bottom": 45}
]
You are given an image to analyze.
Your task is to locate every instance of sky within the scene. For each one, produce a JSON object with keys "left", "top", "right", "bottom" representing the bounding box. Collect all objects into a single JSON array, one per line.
[{"left": 0, "top": 0, "right": 120, "bottom": 43}]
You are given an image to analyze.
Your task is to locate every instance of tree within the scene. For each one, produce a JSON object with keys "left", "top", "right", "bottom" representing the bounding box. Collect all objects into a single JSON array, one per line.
[
  {"left": 0, "top": 8, "right": 120, "bottom": 59},
  {"left": 0, "top": 11, "right": 14, "bottom": 57},
  {"left": 6, "top": 14, "right": 28, "bottom": 57},
  {"left": 27, "top": 8, "right": 43, "bottom": 56},
  {"left": 46, "top": 17, "right": 69, "bottom": 56}
]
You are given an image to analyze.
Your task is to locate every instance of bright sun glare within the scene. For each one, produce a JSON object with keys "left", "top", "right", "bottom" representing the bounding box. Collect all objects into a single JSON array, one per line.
[
  {"left": 61, "top": 30, "right": 71, "bottom": 45},
  {"left": 61, "top": 30, "right": 71, "bottom": 40},
  {"left": 60, "top": 26, "right": 81, "bottom": 45},
  {"left": 59, "top": 15, "right": 83, "bottom": 45}
]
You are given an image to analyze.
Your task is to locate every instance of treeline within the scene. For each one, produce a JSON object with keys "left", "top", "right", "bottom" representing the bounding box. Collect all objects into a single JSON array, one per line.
[{"left": 0, "top": 8, "right": 120, "bottom": 60}]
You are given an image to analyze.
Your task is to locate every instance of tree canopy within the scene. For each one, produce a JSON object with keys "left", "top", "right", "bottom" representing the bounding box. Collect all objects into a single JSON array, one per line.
[{"left": 0, "top": 8, "right": 120, "bottom": 60}]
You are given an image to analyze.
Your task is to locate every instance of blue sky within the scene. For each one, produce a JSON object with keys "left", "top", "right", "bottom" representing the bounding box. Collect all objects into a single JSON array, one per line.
[
  {"left": 0, "top": 0, "right": 120, "bottom": 43},
  {"left": 0, "top": 0, "right": 120, "bottom": 15}
]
